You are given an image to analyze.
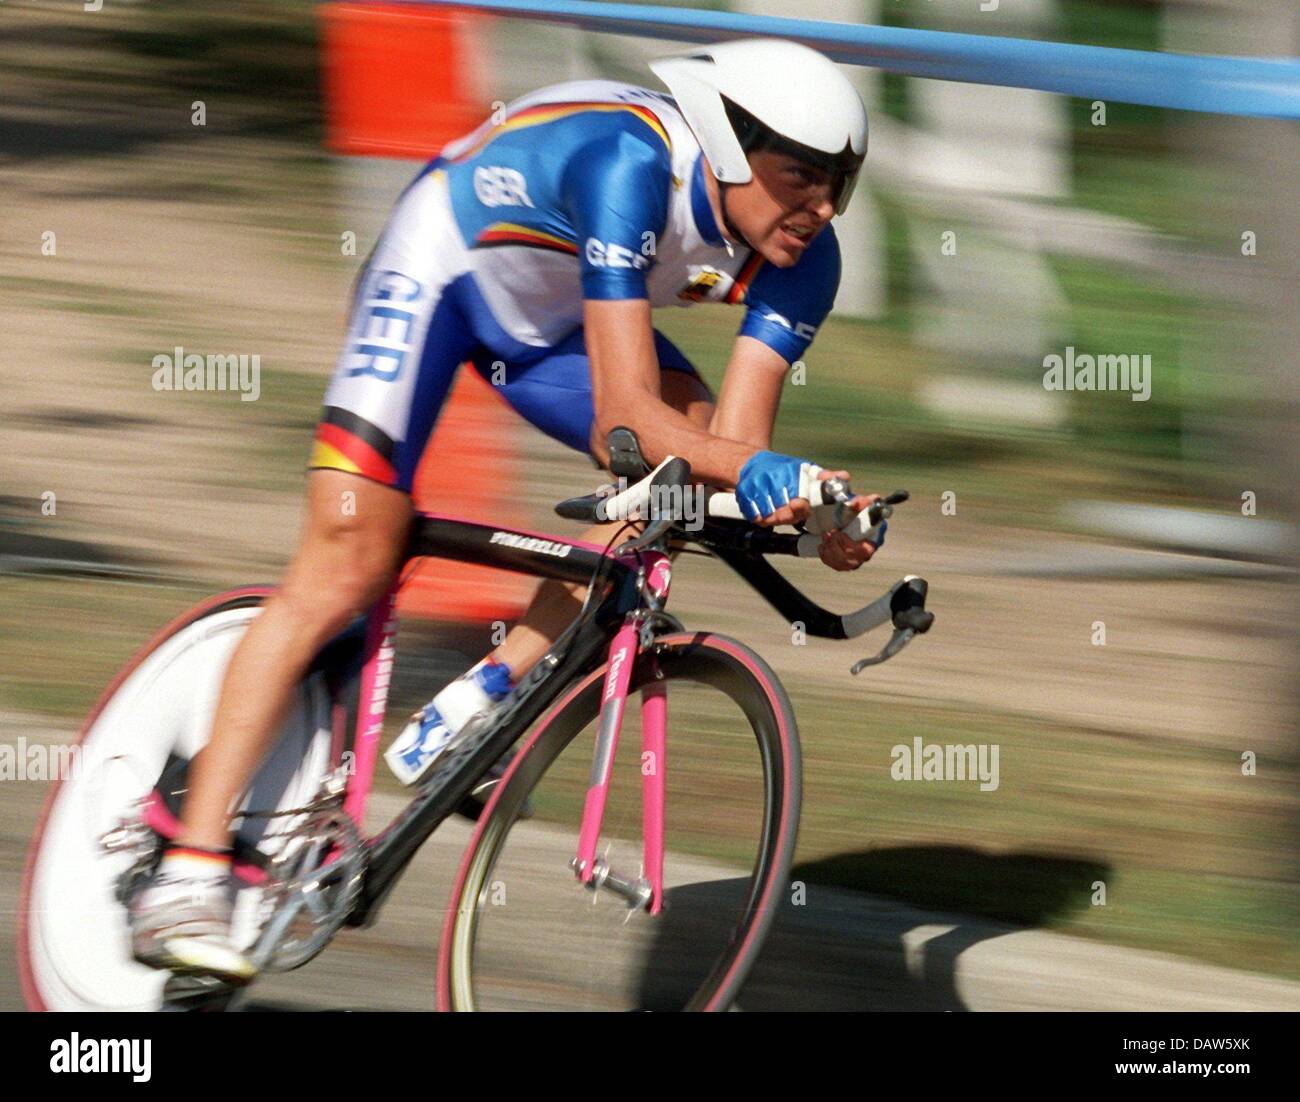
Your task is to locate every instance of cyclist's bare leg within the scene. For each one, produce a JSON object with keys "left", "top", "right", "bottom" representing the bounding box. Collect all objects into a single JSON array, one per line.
[
  {"left": 178, "top": 470, "right": 412, "bottom": 849},
  {"left": 493, "top": 370, "right": 714, "bottom": 676}
]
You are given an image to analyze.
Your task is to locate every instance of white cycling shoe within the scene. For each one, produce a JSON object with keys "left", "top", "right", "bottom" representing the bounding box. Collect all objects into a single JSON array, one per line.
[{"left": 130, "top": 874, "right": 257, "bottom": 986}]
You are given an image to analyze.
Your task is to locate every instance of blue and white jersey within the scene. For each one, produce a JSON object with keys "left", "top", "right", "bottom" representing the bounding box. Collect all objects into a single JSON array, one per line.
[
  {"left": 315, "top": 81, "right": 843, "bottom": 490},
  {"left": 398, "top": 79, "right": 840, "bottom": 366}
]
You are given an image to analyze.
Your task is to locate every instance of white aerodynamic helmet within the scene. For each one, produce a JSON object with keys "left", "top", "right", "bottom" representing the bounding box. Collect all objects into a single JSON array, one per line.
[{"left": 650, "top": 38, "right": 868, "bottom": 214}]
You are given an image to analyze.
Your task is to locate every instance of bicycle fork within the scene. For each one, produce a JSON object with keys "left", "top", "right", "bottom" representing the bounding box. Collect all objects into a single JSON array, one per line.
[{"left": 571, "top": 552, "right": 671, "bottom": 914}]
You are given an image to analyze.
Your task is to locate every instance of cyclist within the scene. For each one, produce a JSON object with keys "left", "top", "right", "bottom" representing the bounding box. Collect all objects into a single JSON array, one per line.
[{"left": 131, "top": 38, "right": 883, "bottom": 983}]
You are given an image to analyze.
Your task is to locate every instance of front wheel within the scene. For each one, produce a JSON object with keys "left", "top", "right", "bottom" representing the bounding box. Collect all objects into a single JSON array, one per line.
[{"left": 438, "top": 632, "right": 801, "bottom": 1012}]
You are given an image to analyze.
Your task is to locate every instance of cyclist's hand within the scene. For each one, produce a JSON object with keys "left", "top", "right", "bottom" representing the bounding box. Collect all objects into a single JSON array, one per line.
[
  {"left": 737, "top": 450, "right": 824, "bottom": 527},
  {"left": 818, "top": 492, "right": 883, "bottom": 571}
]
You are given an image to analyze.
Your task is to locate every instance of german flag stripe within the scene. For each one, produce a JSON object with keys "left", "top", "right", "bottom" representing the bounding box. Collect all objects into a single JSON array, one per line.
[
  {"left": 726, "top": 251, "right": 766, "bottom": 305},
  {"left": 310, "top": 421, "right": 397, "bottom": 485},
  {"left": 476, "top": 223, "right": 579, "bottom": 255},
  {"left": 450, "top": 102, "right": 671, "bottom": 163},
  {"left": 310, "top": 439, "right": 360, "bottom": 477},
  {"left": 320, "top": 405, "right": 396, "bottom": 461}
]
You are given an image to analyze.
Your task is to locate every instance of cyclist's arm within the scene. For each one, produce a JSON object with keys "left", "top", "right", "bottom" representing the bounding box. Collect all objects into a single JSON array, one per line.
[
  {"left": 564, "top": 129, "right": 792, "bottom": 509},
  {"left": 567, "top": 129, "right": 803, "bottom": 524},
  {"left": 585, "top": 299, "right": 760, "bottom": 488},
  {"left": 708, "top": 336, "right": 789, "bottom": 448},
  {"left": 715, "top": 227, "right": 881, "bottom": 568}
]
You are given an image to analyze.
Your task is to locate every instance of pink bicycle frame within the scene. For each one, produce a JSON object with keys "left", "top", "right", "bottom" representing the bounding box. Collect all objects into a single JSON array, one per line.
[
  {"left": 133, "top": 586, "right": 400, "bottom": 886},
  {"left": 185, "top": 538, "right": 677, "bottom": 907},
  {"left": 572, "top": 551, "right": 672, "bottom": 914},
  {"left": 342, "top": 587, "right": 400, "bottom": 829}
]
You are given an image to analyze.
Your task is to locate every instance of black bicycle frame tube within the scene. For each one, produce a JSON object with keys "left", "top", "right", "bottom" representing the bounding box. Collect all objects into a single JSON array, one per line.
[
  {"left": 677, "top": 518, "right": 861, "bottom": 640},
  {"left": 406, "top": 515, "right": 618, "bottom": 587},
  {"left": 347, "top": 515, "right": 638, "bottom": 926},
  {"left": 343, "top": 511, "right": 902, "bottom": 924},
  {"left": 706, "top": 544, "right": 850, "bottom": 639}
]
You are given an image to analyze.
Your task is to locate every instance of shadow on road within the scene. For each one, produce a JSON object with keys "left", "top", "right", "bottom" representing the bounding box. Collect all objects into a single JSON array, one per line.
[
  {"left": 642, "top": 846, "right": 1109, "bottom": 1011},
  {"left": 794, "top": 847, "right": 1110, "bottom": 928}
]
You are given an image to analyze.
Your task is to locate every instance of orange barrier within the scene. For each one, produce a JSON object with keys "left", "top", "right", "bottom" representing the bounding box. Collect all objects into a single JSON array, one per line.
[
  {"left": 321, "top": 3, "right": 532, "bottom": 624},
  {"left": 320, "top": 3, "right": 489, "bottom": 159},
  {"left": 401, "top": 371, "right": 537, "bottom": 623}
]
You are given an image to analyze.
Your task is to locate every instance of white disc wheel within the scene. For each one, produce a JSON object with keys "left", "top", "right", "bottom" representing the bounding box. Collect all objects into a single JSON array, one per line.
[{"left": 18, "top": 591, "right": 335, "bottom": 1011}]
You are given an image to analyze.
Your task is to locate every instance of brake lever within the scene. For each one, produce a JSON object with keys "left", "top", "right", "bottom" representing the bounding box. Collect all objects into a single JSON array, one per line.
[
  {"left": 614, "top": 515, "right": 675, "bottom": 555},
  {"left": 850, "top": 627, "right": 916, "bottom": 672},
  {"left": 612, "top": 456, "right": 692, "bottom": 556},
  {"left": 849, "top": 575, "right": 933, "bottom": 674}
]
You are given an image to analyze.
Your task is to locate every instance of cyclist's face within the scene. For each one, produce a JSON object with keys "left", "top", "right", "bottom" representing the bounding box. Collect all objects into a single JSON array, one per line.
[{"left": 727, "top": 150, "right": 837, "bottom": 267}]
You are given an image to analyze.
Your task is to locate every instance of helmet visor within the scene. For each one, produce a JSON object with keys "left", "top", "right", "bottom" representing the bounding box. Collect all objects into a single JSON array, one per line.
[{"left": 722, "top": 97, "right": 865, "bottom": 214}]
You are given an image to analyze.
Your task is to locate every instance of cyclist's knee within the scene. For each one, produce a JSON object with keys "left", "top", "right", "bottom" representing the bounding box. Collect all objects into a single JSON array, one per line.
[{"left": 282, "top": 473, "right": 411, "bottom": 626}]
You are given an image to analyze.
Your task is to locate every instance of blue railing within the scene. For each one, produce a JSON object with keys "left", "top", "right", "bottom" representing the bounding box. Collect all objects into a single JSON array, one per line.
[{"left": 398, "top": 0, "right": 1300, "bottom": 118}]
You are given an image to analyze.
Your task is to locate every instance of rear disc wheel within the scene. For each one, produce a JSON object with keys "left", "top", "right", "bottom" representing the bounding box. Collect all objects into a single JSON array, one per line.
[{"left": 18, "top": 591, "right": 337, "bottom": 1011}]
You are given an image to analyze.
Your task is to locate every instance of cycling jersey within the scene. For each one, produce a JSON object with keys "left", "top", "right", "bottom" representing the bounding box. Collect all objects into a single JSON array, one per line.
[{"left": 312, "top": 79, "right": 842, "bottom": 492}]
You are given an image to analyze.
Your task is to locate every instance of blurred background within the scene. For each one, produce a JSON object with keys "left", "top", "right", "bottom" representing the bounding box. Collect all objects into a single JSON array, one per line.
[{"left": 2, "top": 0, "right": 1297, "bottom": 1006}]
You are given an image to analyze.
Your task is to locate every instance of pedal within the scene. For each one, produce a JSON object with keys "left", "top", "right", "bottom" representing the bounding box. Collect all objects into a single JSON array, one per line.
[{"left": 159, "top": 973, "right": 241, "bottom": 1012}]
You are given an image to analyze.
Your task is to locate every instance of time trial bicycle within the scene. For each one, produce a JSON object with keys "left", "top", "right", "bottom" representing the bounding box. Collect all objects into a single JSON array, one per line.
[{"left": 18, "top": 430, "right": 933, "bottom": 1012}]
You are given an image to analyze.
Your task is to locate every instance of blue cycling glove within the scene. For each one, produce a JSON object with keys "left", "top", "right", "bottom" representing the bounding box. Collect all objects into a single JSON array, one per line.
[{"left": 736, "top": 451, "right": 821, "bottom": 522}]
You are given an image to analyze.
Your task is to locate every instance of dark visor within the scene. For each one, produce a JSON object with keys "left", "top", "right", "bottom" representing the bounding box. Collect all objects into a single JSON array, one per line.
[{"left": 722, "top": 97, "right": 864, "bottom": 208}]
